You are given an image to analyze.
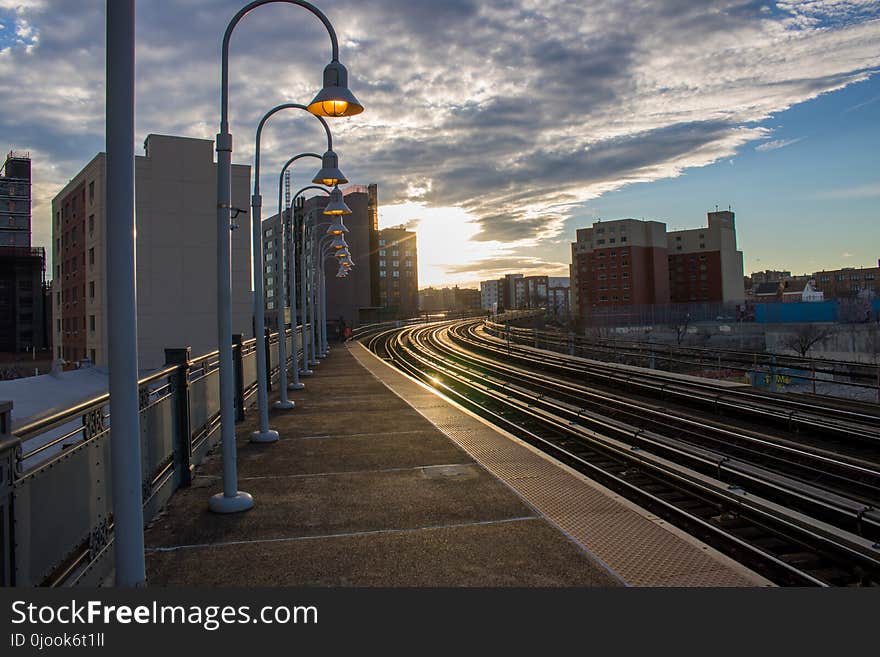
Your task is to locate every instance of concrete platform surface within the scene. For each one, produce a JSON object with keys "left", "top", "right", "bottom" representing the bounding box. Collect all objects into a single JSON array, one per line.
[{"left": 144, "top": 344, "right": 620, "bottom": 587}]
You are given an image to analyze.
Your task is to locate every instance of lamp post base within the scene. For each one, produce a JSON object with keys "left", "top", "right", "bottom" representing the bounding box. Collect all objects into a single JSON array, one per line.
[
  {"left": 300, "top": 369, "right": 314, "bottom": 377},
  {"left": 273, "top": 400, "right": 295, "bottom": 410},
  {"left": 250, "top": 429, "right": 280, "bottom": 443},
  {"left": 288, "top": 382, "right": 305, "bottom": 390},
  {"left": 208, "top": 491, "right": 254, "bottom": 514}
]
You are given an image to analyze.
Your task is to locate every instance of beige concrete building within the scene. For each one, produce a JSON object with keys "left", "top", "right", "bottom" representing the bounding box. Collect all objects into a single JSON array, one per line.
[
  {"left": 667, "top": 210, "right": 745, "bottom": 303},
  {"left": 51, "top": 134, "right": 252, "bottom": 371}
]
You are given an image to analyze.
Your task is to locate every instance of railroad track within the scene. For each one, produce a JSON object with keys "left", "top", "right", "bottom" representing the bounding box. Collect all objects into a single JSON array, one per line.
[
  {"left": 506, "top": 324, "right": 880, "bottom": 392},
  {"left": 362, "top": 320, "right": 880, "bottom": 587}
]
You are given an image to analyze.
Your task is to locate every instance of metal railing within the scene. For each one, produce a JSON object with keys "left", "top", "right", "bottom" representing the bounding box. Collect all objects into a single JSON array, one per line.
[{"left": 0, "top": 324, "right": 312, "bottom": 586}]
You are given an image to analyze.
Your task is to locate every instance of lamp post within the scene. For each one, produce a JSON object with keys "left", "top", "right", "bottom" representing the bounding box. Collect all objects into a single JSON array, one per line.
[
  {"left": 316, "top": 248, "right": 351, "bottom": 352},
  {"left": 105, "top": 0, "right": 145, "bottom": 586},
  {"left": 291, "top": 185, "right": 333, "bottom": 375},
  {"left": 303, "top": 186, "right": 351, "bottom": 368},
  {"left": 270, "top": 116, "right": 346, "bottom": 402},
  {"left": 295, "top": 185, "right": 350, "bottom": 374},
  {"left": 251, "top": 104, "right": 346, "bottom": 430},
  {"left": 316, "top": 237, "right": 349, "bottom": 355},
  {"left": 212, "top": 0, "right": 362, "bottom": 514},
  {"left": 275, "top": 159, "right": 322, "bottom": 395}
]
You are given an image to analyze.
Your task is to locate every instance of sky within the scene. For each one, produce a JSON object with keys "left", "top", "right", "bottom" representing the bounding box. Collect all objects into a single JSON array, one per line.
[{"left": 1, "top": 0, "right": 879, "bottom": 289}]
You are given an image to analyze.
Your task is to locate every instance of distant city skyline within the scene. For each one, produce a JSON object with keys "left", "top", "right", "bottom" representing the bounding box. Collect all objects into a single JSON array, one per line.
[{"left": 1, "top": 1, "right": 878, "bottom": 289}]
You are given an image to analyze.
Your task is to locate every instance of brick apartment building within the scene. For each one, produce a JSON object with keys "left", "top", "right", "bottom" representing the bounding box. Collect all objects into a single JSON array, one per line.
[
  {"left": 570, "top": 211, "right": 745, "bottom": 322},
  {"left": 812, "top": 264, "right": 880, "bottom": 300},
  {"left": 376, "top": 225, "right": 419, "bottom": 319},
  {"left": 52, "top": 134, "right": 252, "bottom": 369}
]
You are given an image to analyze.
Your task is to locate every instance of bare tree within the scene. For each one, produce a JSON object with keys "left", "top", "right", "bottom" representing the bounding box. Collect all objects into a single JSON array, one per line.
[
  {"left": 782, "top": 324, "right": 835, "bottom": 357},
  {"left": 674, "top": 313, "right": 691, "bottom": 346}
]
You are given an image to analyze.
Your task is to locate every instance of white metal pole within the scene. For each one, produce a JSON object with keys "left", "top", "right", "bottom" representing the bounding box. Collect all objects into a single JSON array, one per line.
[
  {"left": 309, "top": 226, "right": 319, "bottom": 367},
  {"left": 208, "top": 10, "right": 256, "bottom": 514},
  {"left": 249, "top": 183, "right": 280, "bottom": 442},
  {"left": 318, "top": 263, "right": 326, "bottom": 356},
  {"left": 272, "top": 185, "right": 295, "bottom": 405},
  {"left": 285, "top": 202, "right": 305, "bottom": 390},
  {"left": 299, "top": 213, "right": 313, "bottom": 376},
  {"left": 105, "top": 0, "right": 146, "bottom": 586}
]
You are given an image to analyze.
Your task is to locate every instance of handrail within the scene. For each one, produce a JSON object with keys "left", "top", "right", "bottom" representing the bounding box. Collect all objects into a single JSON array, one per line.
[{"left": 9, "top": 324, "right": 310, "bottom": 441}]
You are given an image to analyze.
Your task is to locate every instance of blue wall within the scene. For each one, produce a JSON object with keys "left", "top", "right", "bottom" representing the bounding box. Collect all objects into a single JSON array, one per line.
[{"left": 754, "top": 302, "right": 838, "bottom": 323}]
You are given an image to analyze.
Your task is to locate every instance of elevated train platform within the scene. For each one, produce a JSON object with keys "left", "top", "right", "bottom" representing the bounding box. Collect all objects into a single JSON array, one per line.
[{"left": 144, "top": 342, "right": 769, "bottom": 587}]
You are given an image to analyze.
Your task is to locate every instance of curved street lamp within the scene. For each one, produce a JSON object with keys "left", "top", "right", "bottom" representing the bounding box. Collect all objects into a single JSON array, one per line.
[
  {"left": 212, "top": 0, "right": 363, "bottom": 514},
  {"left": 273, "top": 155, "right": 322, "bottom": 398},
  {"left": 297, "top": 188, "right": 351, "bottom": 372},
  {"left": 251, "top": 104, "right": 345, "bottom": 437}
]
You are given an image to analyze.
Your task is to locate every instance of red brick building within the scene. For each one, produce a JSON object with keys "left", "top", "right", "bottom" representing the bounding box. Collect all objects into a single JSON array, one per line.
[
  {"left": 570, "top": 211, "right": 745, "bottom": 324},
  {"left": 570, "top": 219, "right": 669, "bottom": 318},
  {"left": 56, "top": 181, "right": 87, "bottom": 362}
]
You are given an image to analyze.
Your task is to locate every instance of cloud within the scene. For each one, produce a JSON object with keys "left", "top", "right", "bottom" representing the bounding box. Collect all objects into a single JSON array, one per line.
[
  {"left": 1, "top": 0, "right": 879, "bottom": 276},
  {"left": 842, "top": 252, "right": 854, "bottom": 258},
  {"left": 755, "top": 137, "right": 805, "bottom": 151},
  {"left": 812, "top": 182, "right": 880, "bottom": 199},
  {"left": 445, "top": 256, "right": 569, "bottom": 279}
]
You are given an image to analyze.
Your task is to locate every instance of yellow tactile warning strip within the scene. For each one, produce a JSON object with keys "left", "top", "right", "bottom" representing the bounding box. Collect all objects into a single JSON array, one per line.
[{"left": 350, "top": 342, "right": 773, "bottom": 587}]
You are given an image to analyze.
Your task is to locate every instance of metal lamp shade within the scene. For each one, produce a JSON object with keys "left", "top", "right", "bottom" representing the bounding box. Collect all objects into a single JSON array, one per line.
[
  {"left": 308, "top": 61, "right": 364, "bottom": 118},
  {"left": 325, "top": 217, "right": 349, "bottom": 236},
  {"left": 322, "top": 185, "right": 352, "bottom": 216},
  {"left": 312, "top": 150, "right": 348, "bottom": 186}
]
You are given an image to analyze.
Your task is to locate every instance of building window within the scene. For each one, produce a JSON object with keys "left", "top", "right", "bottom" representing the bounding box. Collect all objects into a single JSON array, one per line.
[
  {"left": 405, "top": 260, "right": 412, "bottom": 268},
  {"left": 89, "top": 315, "right": 96, "bottom": 332},
  {"left": 392, "top": 250, "right": 399, "bottom": 257},
  {"left": 90, "top": 349, "right": 96, "bottom": 363},
  {"left": 379, "top": 249, "right": 386, "bottom": 256},
  {"left": 699, "top": 243, "right": 705, "bottom": 249},
  {"left": 379, "top": 270, "right": 386, "bottom": 278},
  {"left": 266, "top": 252, "right": 274, "bottom": 261},
  {"left": 392, "top": 271, "right": 400, "bottom": 278},
  {"left": 596, "top": 239, "right": 605, "bottom": 245},
  {"left": 56, "top": 319, "right": 61, "bottom": 333},
  {"left": 379, "top": 239, "right": 385, "bottom": 246},
  {"left": 392, "top": 261, "right": 399, "bottom": 267},
  {"left": 379, "top": 260, "right": 386, "bottom": 267},
  {"left": 89, "top": 281, "right": 95, "bottom": 299},
  {"left": 89, "top": 181, "right": 95, "bottom": 204},
  {"left": 89, "top": 248, "right": 95, "bottom": 265}
]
